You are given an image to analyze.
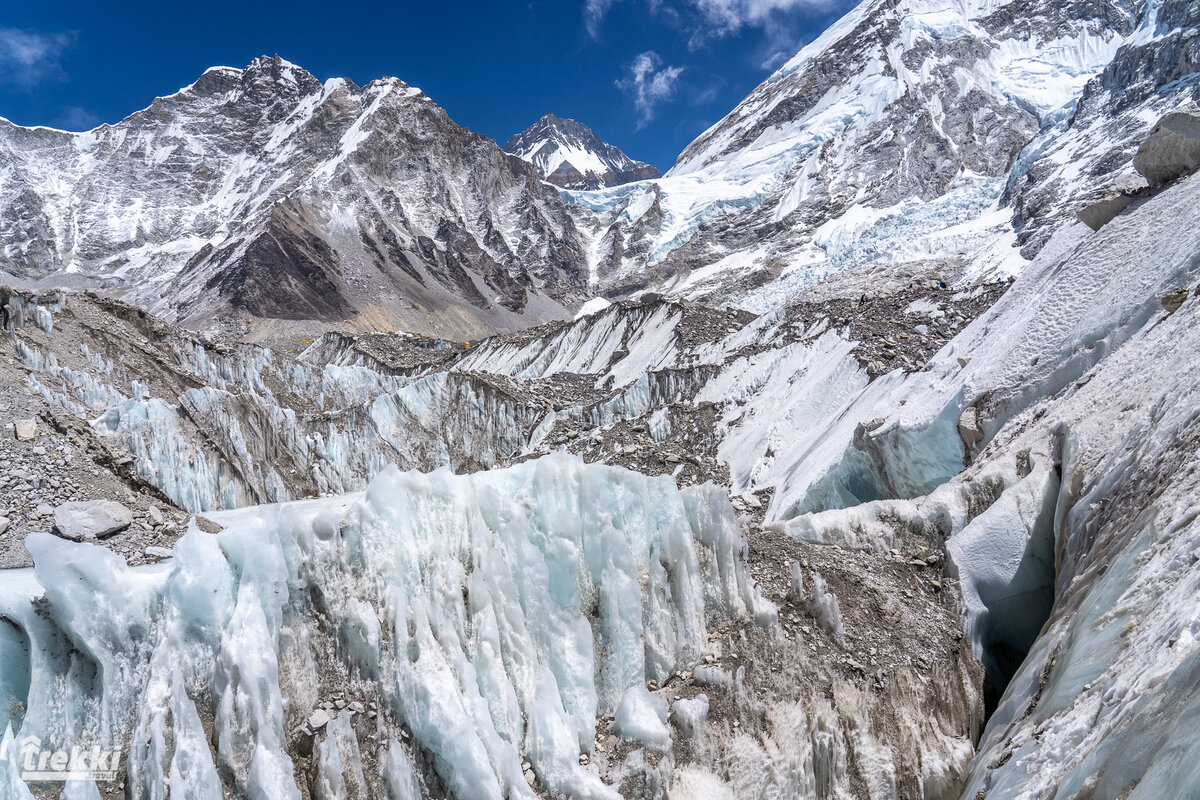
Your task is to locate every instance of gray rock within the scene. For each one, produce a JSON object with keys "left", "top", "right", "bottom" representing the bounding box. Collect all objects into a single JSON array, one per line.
[
  {"left": 958, "top": 406, "right": 985, "bottom": 453},
  {"left": 305, "top": 709, "right": 331, "bottom": 732},
  {"left": 53, "top": 500, "right": 133, "bottom": 541},
  {"left": 145, "top": 546, "right": 174, "bottom": 559},
  {"left": 0, "top": 517, "right": 8, "bottom": 536},
  {"left": 147, "top": 506, "right": 165, "bottom": 527},
  {"left": 14, "top": 420, "right": 37, "bottom": 441},
  {"left": 1134, "top": 112, "right": 1200, "bottom": 187}
]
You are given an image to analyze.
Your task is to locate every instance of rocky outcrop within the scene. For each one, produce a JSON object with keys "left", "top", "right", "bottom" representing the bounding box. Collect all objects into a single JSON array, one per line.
[
  {"left": 1072, "top": 111, "right": 1200, "bottom": 232},
  {"left": 1005, "top": 0, "right": 1200, "bottom": 255},
  {"left": 573, "top": 0, "right": 1146, "bottom": 306}
]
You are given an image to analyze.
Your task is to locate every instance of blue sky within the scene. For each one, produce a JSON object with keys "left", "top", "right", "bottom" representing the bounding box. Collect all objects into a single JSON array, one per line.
[{"left": 0, "top": 0, "right": 851, "bottom": 171}]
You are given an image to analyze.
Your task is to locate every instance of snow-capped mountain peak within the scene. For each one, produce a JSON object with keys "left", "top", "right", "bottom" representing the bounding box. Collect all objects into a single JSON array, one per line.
[
  {"left": 504, "top": 113, "right": 660, "bottom": 190},
  {"left": 0, "top": 57, "right": 588, "bottom": 340}
]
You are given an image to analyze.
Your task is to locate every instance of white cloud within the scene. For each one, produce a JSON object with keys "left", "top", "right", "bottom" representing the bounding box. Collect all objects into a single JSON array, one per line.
[
  {"left": 0, "top": 28, "right": 76, "bottom": 88},
  {"left": 616, "top": 51, "right": 685, "bottom": 127}
]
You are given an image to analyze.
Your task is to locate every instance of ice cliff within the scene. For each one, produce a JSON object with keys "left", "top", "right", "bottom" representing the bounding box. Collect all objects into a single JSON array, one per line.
[{"left": 0, "top": 455, "right": 772, "bottom": 799}]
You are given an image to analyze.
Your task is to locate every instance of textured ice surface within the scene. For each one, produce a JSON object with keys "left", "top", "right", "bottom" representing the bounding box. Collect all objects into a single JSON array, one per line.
[
  {"left": 0, "top": 454, "right": 771, "bottom": 798},
  {"left": 776, "top": 170, "right": 1200, "bottom": 796}
]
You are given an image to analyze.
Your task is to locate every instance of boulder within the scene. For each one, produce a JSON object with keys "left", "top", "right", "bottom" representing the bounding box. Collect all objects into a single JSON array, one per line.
[
  {"left": 1134, "top": 112, "right": 1200, "bottom": 187},
  {"left": 740, "top": 492, "right": 762, "bottom": 510},
  {"left": 1163, "top": 288, "right": 1189, "bottom": 314},
  {"left": 1075, "top": 175, "right": 1150, "bottom": 231},
  {"left": 192, "top": 516, "right": 225, "bottom": 534},
  {"left": 0, "top": 517, "right": 8, "bottom": 536},
  {"left": 13, "top": 420, "right": 37, "bottom": 441},
  {"left": 958, "top": 406, "right": 985, "bottom": 451},
  {"left": 53, "top": 500, "right": 133, "bottom": 541}
]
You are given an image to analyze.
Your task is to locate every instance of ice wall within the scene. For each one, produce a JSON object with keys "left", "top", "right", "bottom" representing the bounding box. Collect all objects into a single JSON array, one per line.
[{"left": 0, "top": 455, "right": 772, "bottom": 798}]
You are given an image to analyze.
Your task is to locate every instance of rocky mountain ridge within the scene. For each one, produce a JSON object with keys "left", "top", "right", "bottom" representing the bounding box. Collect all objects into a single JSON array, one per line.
[{"left": 0, "top": 56, "right": 588, "bottom": 341}]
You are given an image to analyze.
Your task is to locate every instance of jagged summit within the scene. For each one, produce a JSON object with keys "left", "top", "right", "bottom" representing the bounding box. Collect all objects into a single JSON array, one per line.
[{"left": 504, "top": 113, "right": 660, "bottom": 190}]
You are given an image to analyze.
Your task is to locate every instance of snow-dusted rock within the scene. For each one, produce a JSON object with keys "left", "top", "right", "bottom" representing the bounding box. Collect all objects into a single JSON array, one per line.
[
  {"left": 614, "top": 686, "right": 670, "bottom": 748},
  {"left": 670, "top": 694, "right": 709, "bottom": 739},
  {"left": 957, "top": 406, "right": 984, "bottom": 452},
  {"left": 1163, "top": 287, "right": 1190, "bottom": 313},
  {"left": 306, "top": 710, "right": 332, "bottom": 733}
]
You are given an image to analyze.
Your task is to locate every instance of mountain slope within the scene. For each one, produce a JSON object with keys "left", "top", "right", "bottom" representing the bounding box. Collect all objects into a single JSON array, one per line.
[
  {"left": 0, "top": 56, "right": 589, "bottom": 340},
  {"left": 504, "top": 113, "right": 660, "bottom": 190},
  {"left": 571, "top": 0, "right": 1156, "bottom": 308}
]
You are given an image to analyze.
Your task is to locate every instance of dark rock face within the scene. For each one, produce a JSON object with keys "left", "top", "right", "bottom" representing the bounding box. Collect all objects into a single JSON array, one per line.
[
  {"left": 203, "top": 200, "right": 355, "bottom": 322},
  {"left": 504, "top": 113, "right": 661, "bottom": 190},
  {"left": 0, "top": 56, "right": 589, "bottom": 339}
]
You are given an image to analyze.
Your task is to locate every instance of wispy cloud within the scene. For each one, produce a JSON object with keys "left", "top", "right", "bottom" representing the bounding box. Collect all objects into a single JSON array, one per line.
[
  {"left": 0, "top": 28, "right": 76, "bottom": 89},
  {"left": 693, "top": 0, "right": 818, "bottom": 35},
  {"left": 585, "top": 0, "right": 829, "bottom": 51},
  {"left": 585, "top": 0, "right": 620, "bottom": 38},
  {"left": 55, "top": 106, "right": 101, "bottom": 131},
  {"left": 616, "top": 51, "right": 685, "bottom": 128}
]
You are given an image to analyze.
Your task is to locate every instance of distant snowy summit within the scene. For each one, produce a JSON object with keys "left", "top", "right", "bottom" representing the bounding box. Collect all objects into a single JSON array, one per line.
[{"left": 504, "top": 113, "right": 660, "bottom": 190}]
